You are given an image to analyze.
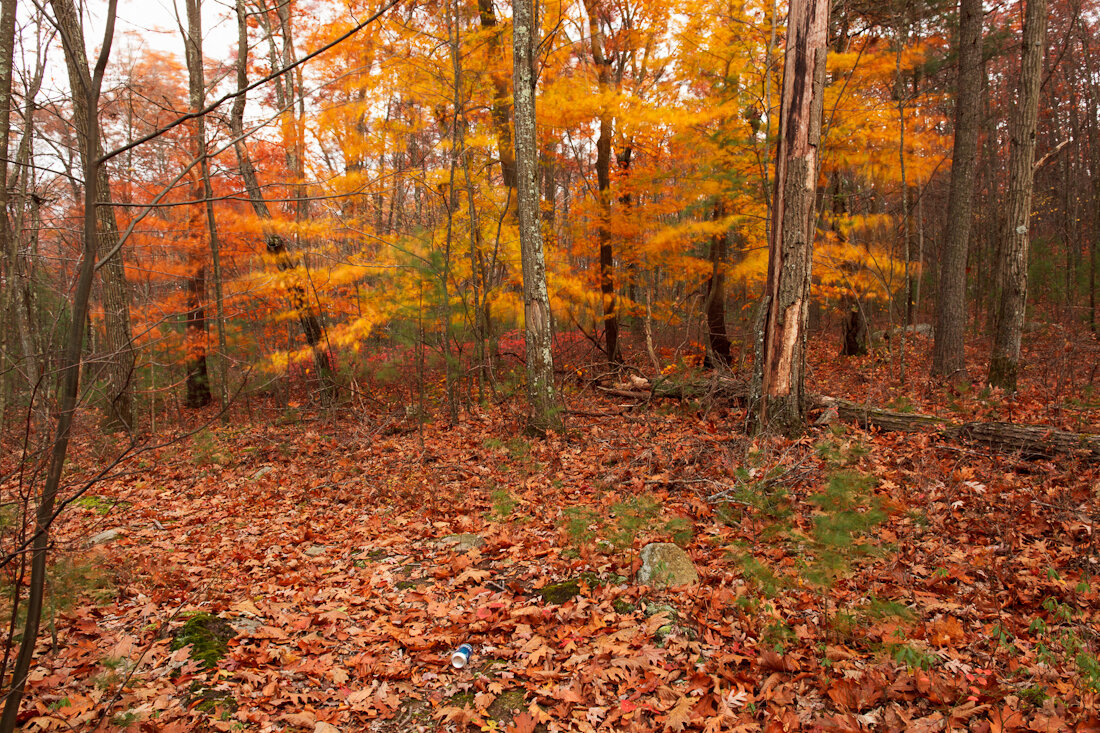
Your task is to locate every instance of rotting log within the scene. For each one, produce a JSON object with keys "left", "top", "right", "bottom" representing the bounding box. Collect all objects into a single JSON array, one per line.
[
  {"left": 947, "top": 422, "right": 1100, "bottom": 460},
  {"left": 808, "top": 395, "right": 947, "bottom": 432},
  {"left": 595, "top": 378, "right": 1100, "bottom": 461}
]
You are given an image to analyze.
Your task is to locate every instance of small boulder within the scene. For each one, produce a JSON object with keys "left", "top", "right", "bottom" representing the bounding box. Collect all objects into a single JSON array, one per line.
[
  {"left": 637, "top": 543, "right": 699, "bottom": 588},
  {"left": 88, "top": 528, "right": 123, "bottom": 546},
  {"left": 251, "top": 466, "right": 275, "bottom": 481},
  {"left": 440, "top": 533, "right": 485, "bottom": 551}
]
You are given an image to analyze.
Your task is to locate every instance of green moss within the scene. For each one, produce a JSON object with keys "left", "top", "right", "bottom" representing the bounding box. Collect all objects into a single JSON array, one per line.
[
  {"left": 488, "top": 690, "right": 526, "bottom": 724},
  {"left": 170, "top": 613, "right": 234, "bottom": 669},
  {"left": 186, "top": 681, "right": 238, "bottom": 716},
  {"left": 538, "top": 572, "right": 602, "bottom": 604},
  {"left": 74, "top": 495, "right": 133, "bottom": 515}
]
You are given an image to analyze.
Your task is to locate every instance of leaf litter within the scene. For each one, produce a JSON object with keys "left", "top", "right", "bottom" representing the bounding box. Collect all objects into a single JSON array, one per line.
[{"left": 10, "top": 346, "right": 1100, "bottom": 732}]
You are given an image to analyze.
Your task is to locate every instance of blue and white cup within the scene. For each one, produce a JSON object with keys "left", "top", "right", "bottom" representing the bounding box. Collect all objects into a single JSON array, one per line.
[{"left": 450, "top": 643, "right": 473, "bottom": 669}]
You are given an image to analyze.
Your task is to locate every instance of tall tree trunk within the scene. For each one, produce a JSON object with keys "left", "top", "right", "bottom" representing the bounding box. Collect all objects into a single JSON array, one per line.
[
  {"left": 582, "top": 0, "right": 622, "bottom": 366},
  {"left": 988, "top": 0, "right": 1047, "bottom": 390},
  {"left": 182, "top": 0, "right": 212, "bottom": 408},
  {"left": 0, "top": 5, "right": 116, "bottom": 729},
  {"left": 932, "top": 0, "right": 982, "bottom": 380},
  {"left": 513, "top": 0, "right": 558, "bottom": 434},
  {"left": 51, "top": 0, "right": 135, "bottom": 431},
  {"left": 231, "top": 0, "right": 337, "bottom": 399},
  {"left": 0, "top": 0, "right": 17, "bottom": 432},
  {"left": 185, "top": 0, "right": 228, "bottom": 408},
  {"left": 1079, "top": 21, "right": 1100, "bottom": 334},
  {"left": 749, "top": 0, "right": 829, "bottom": 435}
]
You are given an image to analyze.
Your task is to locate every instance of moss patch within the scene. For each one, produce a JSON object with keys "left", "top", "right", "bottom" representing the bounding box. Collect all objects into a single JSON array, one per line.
[
  {"left": 170, "top": 613, "right": 234, "bottom": 669},
  {"left": 186, "top": 681, "right": 238, "bottom": 717},
  {"left": 488, "top": 690, "right": 526, "bottom": 724},
  {"left": 537, "top": 572, "right": 602, "bottom": 605}
]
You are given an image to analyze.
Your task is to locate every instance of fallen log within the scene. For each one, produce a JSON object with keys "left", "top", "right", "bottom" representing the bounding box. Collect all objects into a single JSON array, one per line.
[
  {"left": 595, "top": 376, "right": 1100, "bottom": 461},
  {"left": 808, "top": 395, "right": 947, "bottom": 432},
  {"left": 947, "top": 421, "right": 1100, "bottom": 460}
]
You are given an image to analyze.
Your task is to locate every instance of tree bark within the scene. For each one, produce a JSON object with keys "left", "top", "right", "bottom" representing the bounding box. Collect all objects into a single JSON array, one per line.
[
  {"left": 513, "top": 0, "right": 558, "bottom": 434},
  {"left": 750, "top": 0, "right": 829, "bottom": 435},
  {"left": 931, "top": 0, "right": 982, "bottom": 380},
  {"left": 51, "top": 0, "right": 135, "bottom": 431},
  {"left": 988, "top": 0, "right": 1046, "bottom": 390}
]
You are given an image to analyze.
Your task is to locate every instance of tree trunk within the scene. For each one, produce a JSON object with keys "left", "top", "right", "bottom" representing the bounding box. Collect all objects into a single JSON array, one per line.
[
  {"left": 0, "top": 5, "right": 116, "bottom": 729},
  {"left": 840, "top": 303, "right": 867, "bottom": 356},
  {"left": 475, "top": 0, "right": 517, "bottom": 193},
  {"left": 0, "top": 0, "right": 16, "bottom": 432},
  {"left": 988, "top": 0, "right": 1046, "bottom": 390},
  {"left": 512, "top": 0, "right": 558, "bottom": 434},
  {"left": 749, "top": 0, "right": 829, "bottom": 435},
  {"left": 931, "top": 0, "right": 982, "bottom": 380},
  {"left": 582, "top": 0, "right": 621, "bottom": 366},
  {"left": 183, "top": 0, "right": 212, "bottom": 409},
  {"left": 231, "top": 0, "right": 337, "bottom": 400},
  {"left": 184, "top": 262, "right": 211, "bottom": 407},
  {"left": 184, "top": 0, "right": 228, "bottom": 409},
  {"left": 703, "top": 204, "right": 731, "bottom": 368},
  {"left": 51, "top": 0, "right": 135, "bottom": 431}
]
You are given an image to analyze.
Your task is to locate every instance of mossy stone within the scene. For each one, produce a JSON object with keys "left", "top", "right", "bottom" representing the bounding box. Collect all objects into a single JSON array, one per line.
[{"left": 170, "top": 613, "right": 234, "bottom": 669}]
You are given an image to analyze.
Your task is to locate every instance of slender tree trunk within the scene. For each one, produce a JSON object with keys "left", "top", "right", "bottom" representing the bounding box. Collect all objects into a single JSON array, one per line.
[
  {"left": 441, "top": 0, "right": 463, "bottom": 424},
  {"left": 182, "top": 0, "right": 212, "bottom": 408},
  {"left": 1079, "top": 22, "right": 1100, "bottom": 334},
  {"left": 513, "top": 0, "right": 558, "bottom": 434},
  {"left": 932, "top": 0, "right": 982, "bottom": 379},
  {"left": 183, "top": 0, "right": 228, "bottom": 409},
  {"left": 0, "top": 0, "right": 17, "bottom": 432},
  {"left": 989, "top": 0, "right": 1047, "bottom": 390},
  {"left": 51, "top": 0, "right": 135, "bottom": 431},
  {"left": 749, "top": 0, "right": 829, "bottom": 435},
  {"left": 231, "top": 0, "right": 337, "bottom": 399},
  {"left": 0, "top": 5, "right": 116, "bottom": 729},
  {"left": 582, "top": 0, "right": 621, "bottom": 366}
]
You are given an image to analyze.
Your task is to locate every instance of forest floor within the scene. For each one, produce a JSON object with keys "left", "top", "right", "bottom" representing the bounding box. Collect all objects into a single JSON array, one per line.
[{"left": 7, "top": 327, "right": 1100, "bottom": 732}]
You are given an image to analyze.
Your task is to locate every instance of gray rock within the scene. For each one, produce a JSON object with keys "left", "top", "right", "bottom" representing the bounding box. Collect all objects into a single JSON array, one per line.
[
  {"left": 251, "top": 466, "right": 275, "bottom": 481},
  {"left": 637, "top": 543, "right": 699, "bottom": 588},
  {"left": 227, "top": 616, "right": 263, "bottom": 635},
  {"left": 440, "top": 533, "right": 485, "bottom": 551},
  {"left": 88, "top": 528, "right": 123, "bottom": 546}
]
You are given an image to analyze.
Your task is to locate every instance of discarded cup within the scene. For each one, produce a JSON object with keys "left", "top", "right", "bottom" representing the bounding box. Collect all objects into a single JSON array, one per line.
[{"left": 450, "top": 643, "right": 473, "bottom": 669}]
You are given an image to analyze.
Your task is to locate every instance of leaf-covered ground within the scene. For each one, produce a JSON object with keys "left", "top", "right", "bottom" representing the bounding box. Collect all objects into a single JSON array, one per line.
[{"left": 8, "top": 330, "right": 1100, "bottom": 732}]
